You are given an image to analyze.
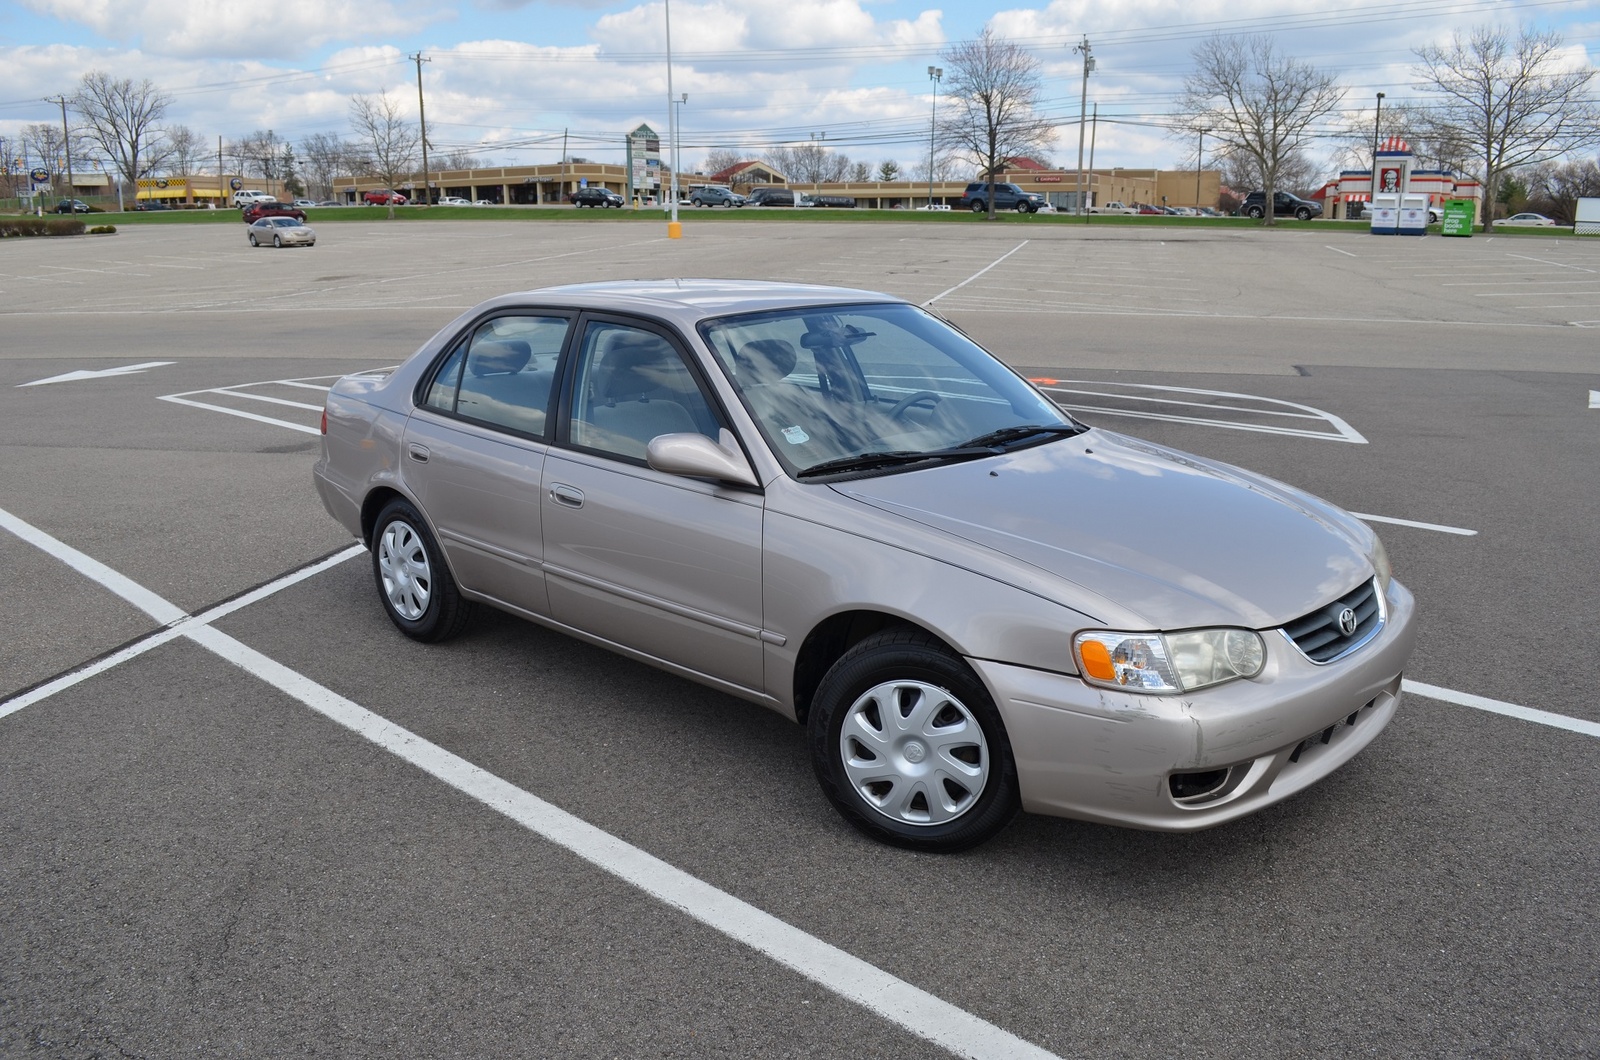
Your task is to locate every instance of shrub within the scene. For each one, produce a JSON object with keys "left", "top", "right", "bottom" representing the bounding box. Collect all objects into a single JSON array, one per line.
[
  {"left": 0, "top": 217, "right": 87, "bottom": 237},
  {"left": 89, "top": 225, "right": 117, "bottom": 234}
]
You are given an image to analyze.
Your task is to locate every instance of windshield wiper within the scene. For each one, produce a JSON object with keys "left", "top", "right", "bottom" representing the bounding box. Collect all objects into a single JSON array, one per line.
[
  {"left": 797, "top": 447, "right": 995, "bottom": 479},
  {"left": 956, "top": 423, "right": 1087, "bottom": 450}
]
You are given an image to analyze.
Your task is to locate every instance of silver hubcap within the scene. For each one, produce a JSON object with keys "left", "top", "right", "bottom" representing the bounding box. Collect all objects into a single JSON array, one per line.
[
  {"left": 377, "top": 519, "right": 431, "bottom": 620},
  {"left": 839, "top": 680, "right": 989, "bottom": 827}
]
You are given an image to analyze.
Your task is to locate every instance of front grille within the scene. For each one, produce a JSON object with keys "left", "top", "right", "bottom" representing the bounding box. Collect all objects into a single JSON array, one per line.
[{"left": 1282, "top": 578, "right": 1383, "bottom": 663}]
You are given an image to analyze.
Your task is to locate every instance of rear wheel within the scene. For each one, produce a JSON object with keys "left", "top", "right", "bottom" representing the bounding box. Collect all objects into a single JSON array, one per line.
[
  {"left": 970, "top": 200, "right": 986, "bottom": 213},
  {"left": 1295, "top": 207, "right": 1313, "bottom": 221},
  {"left": 248, "top": 234, "right": 258, "bottom": 246},
  {"left": 808, "top": 628, "right": 1019, "bottom": 852},
  {"left": 371, "top": 499, "right": 472, "bottom": 642}
]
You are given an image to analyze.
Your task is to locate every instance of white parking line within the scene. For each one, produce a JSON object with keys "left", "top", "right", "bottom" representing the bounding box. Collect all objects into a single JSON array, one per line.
[
  {"left": 1404, "top": 680, "right": 1600, "bottom": 739},
  {"left": 0, "top": 507, "right": 1060, "bottom": 1060},
  {"left": 924, "top": 242, "right": 1030, "bottom": 306},
  {"left": 157, "top": 394, "right": 320, "bottom": 434}
]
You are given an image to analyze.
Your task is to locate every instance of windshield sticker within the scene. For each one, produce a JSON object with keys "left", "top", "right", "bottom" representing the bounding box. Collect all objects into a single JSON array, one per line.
[{"left": 781, "top": 426, "right": 810, "bottom": 445}]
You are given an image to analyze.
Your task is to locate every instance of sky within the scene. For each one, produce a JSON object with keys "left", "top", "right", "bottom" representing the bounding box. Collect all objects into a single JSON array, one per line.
[{"left": 1, "top": 0, "right": 1596, "bottom": 180}]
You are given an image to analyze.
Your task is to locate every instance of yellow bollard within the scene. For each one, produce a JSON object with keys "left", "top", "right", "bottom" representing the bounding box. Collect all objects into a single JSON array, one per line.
[{"left": 668, "top": 221, "right": 682, "bottom": 239}]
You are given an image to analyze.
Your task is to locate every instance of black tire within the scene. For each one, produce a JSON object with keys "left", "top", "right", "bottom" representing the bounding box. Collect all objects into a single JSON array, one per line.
[
  {"left": 969, "top": 200, "right": 986, "bottom": 213},
  {"left": 248, "top": 234, "right": 258, "bottom": 246},
  {"left": 1014, "top": 201, "right": 1029, "bottom": 212},
  {"left": 370, "top": 499, "right": 472, "bottom": 642},
  {"left": 808, "top": 628, "right": 1019, "bottom": 852},
  {"left": 1246, "top": 205, "right": 1264, "bottom": 219},
  {"left": 1295, "top": 207, "right": 1312, "bottom": 221}
]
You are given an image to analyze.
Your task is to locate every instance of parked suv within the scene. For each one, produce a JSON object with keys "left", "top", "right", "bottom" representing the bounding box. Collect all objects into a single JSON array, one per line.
[
  {"left": 53, "top": 199, "right": 92, "bottom": 214},
  {"left": 747, "top": 187, "right": 813, "bottom": 207},
  {"left": 1241, "top": 190, "right": 1322, "bottom": 220},
  {"left": 689, "top": 186, "right": 746, "bottom": 208},
  {"left": 570, "top": 187, "right": 625, "bottom": 208},
  {"left": 363, "top": 189, "right": 407, "bottom": 205},
  {"left": 242, "top": 200, "right": 306, "bottom": 223},
  {"left": 232, "top": 190, "right": 275, "bottom": 206},
  {"left": 959, "top": 182, "right": 1046, "bottom": 214}
]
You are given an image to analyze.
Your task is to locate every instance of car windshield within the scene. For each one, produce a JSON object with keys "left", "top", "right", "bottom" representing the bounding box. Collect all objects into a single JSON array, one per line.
[
  {"left": 272, "top": 218, "right": 303, "bottom": 227},
  {"left": 699, "top": 302, "right": 1079, "bottom": 479}
]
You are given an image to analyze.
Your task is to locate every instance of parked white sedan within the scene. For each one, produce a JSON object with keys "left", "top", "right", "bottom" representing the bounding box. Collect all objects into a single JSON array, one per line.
[
  {"left": 1497, "top": 212, "right": 1558, "bottom": 227},
  {"left": 438, "top": 196, "right": 473, "bottom": 206},
  {"left": 247, "top": 217, "right": 316, "bottom": 247}
]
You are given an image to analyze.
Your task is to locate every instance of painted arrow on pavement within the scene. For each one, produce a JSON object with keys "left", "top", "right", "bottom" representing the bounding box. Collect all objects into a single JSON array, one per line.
[{"left": 17, "top": 361, "right": 175, "bottom": 388}]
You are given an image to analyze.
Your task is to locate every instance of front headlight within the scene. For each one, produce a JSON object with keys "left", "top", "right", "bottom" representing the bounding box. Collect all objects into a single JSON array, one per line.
[
  {"left": 1073, "top": 628, "right": 1266, "bottom": 694},
  {"left": 1369, "top": 533, "right": 1392, "bottom": 594}
]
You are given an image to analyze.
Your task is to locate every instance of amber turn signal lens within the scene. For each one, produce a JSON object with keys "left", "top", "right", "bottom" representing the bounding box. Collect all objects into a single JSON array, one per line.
[{"left": 1078, "top": 639, "right": 1115, "bottom": 681}]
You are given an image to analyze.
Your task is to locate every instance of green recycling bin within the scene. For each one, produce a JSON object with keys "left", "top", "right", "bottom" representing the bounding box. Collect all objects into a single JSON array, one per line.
[{"left": 1442, "top": 199, "right": 1475, "bottom": 237}]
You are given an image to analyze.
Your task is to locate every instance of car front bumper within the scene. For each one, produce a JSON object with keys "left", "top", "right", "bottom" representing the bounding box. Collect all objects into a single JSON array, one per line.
[{"left": 972, "top": 579, "right": 1417, "bottom": 831}]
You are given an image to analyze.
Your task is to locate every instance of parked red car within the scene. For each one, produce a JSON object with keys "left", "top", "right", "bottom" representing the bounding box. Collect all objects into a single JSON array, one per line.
[
  {"left": 242, "top": 201, "right": 306, "bottom": 224},
  {"left": 363, "top": 190, "right": 407, "bottom": 205}
]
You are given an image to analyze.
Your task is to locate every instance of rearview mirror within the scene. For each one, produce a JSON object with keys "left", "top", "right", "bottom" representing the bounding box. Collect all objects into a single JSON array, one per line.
[{"left": 647, "top": 431, "right": 760, "bottom": 488}]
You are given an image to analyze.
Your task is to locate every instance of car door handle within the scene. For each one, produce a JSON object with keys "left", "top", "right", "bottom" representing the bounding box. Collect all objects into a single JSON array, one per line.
[
  {"left": 407, "top": 443, "right": 430, "bottom": 462},
  {"left": 550, "top": 483, "right": 584, "bottom": 508}
]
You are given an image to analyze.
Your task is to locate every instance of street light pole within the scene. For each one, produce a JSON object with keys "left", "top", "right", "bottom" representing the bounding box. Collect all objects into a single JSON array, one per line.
[
  {"left": 412, "top": 53, "right": 431, "bottom": 205},
  {"left": 1073, "top": 37, "right": 1093, "bottom": 216},
  {"left": 46, "top": 95, "right": 73, "bottom": 199},
  {"left": 1196, "top": 128, "right": 1207, "bottom": 208},
  {"left": 926, "top": 66, "right": 941, "bottom": 210},
  {"left": 1371, "top": 92, "right": 1385, "bottom": 171},
  {"left": 664, "top": 0, "right": 681, "bottom": 238}
]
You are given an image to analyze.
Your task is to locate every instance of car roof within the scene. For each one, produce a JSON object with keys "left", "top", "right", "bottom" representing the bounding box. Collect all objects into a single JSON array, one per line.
[{"left": 474, "top": 279, "right": 904, "bottom": 319}]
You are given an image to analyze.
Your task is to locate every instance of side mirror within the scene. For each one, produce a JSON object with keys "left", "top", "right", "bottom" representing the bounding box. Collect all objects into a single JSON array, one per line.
[{"left": 647, "top": 431, "right": 760, "bottom": 488}]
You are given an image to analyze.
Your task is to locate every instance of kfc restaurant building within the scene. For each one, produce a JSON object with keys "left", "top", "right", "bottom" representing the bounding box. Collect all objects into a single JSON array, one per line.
[{"left": 1317, "top": 138, "right": 1482, "bottom": 222}]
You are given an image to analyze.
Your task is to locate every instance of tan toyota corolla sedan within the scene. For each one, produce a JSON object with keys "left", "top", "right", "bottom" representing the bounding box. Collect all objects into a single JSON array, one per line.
[{"left": 315, "top": 280, "right": 1417, "bottom": 851}]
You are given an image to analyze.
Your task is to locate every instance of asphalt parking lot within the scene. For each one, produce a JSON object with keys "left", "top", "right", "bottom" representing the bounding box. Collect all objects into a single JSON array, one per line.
[{"left": 3, "top": 219, "right": 1598, "bottom": 1058}]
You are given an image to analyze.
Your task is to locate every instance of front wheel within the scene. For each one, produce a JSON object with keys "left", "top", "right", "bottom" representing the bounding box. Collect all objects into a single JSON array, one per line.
[
  {"left": 1295, "top": 207, "right": 1312, "bottom": 221},
  {"left": 808, "top": 628, "right": 1019, "bottom": 852},
  {"left": 371, "top": 499, "right": 472, "bottom": 642},
  {"left": 1014, "top": 201, "right": 1029, "bottom": 213}
]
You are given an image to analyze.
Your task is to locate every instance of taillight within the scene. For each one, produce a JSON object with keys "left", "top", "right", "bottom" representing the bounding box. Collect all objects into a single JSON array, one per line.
[{"left": 320, "top": 408, "right": 327, "bottom": 434}]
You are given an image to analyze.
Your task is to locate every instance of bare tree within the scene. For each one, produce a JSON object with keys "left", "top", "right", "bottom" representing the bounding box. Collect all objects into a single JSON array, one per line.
[
  {"left": 349, "top": 93, "right": 419, "bottom": 217},
  {"left": 700, "top": 148, "right": 745, "bottom": 177},
  {"left": 1525, "top": 155, "right": 1600, "bottom": 224},
  {"left": 300, "top": 132, "right": 362, "bottom": 200},
  {"left": 73, "top": 71, "right": 172, "bottom": 202},
  {"left": 909, "top": 151, "right": 964, "bottom": 183},
  {"left": 1327, "top": 101, "right": 1473, "bottom": 175},
  {"left": 1413, "top": 25, "right": 1599, "bottom": 228},
  {"left": 21, "top": 123, "right": 69, "bottom": 175},
  {"left": 161, "top": 125, "right": 205, "bottom": 176},
  {"left": 1213, "top": 146, "right": 1321, "bottom": 197},
  {"left": 937, "top": 29, "right": 1054, "bottom": 219},
  {"left": 228, "top": 129, "right": 287, "bottom": 181},
  {"left": 438, "top": 147, "right": 479, "bottom": 171},
  {"left": 1180, "top": 34, "right": 1344, "bottom": 224},
  {"left": 766, "top": 142, "right": 851, "bottom": 183}
]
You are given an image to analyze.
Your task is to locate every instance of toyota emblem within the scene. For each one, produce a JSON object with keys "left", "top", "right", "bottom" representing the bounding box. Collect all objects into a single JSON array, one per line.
[{"left": 1338, "top": 608, "right": 1358, "bottom": 636}]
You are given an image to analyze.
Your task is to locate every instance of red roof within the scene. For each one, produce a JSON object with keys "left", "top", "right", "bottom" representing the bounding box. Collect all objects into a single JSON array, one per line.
[
  {"left": 1003, "top": 156, "right": 1050, "bottom": 171},
  {"left": 709, "top": 160, "right": 782, "bottom": 183}
]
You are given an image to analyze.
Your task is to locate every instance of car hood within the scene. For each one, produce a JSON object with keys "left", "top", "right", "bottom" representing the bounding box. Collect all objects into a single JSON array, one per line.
[{"left": 829, "top": 430, "right": 1374, "bottom": 630}]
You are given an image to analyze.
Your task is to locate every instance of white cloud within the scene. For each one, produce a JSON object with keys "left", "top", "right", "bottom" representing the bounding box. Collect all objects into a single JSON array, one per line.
[{"left": 20, "top": 0, "right": 440, "bottom": 59}]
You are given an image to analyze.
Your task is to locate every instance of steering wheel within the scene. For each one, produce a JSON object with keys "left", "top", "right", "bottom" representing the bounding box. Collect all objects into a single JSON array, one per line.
[{"left": 886, "top": 391, "right": 943, "bottom": 419}]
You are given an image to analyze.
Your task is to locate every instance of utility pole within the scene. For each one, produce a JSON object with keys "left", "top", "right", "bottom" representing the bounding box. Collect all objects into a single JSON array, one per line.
[
  {"left": 1196, "top": 128, "right": 1207, "bottom": 208},
  {"left": 412, "top": 53, "right": 431, "bottom": 205},
  {"left": 46, "top": 95, "right": 73, "bottom": 199},
  {"left": 1073, "top": 37, "right": 1093, "bottom": 216}
]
